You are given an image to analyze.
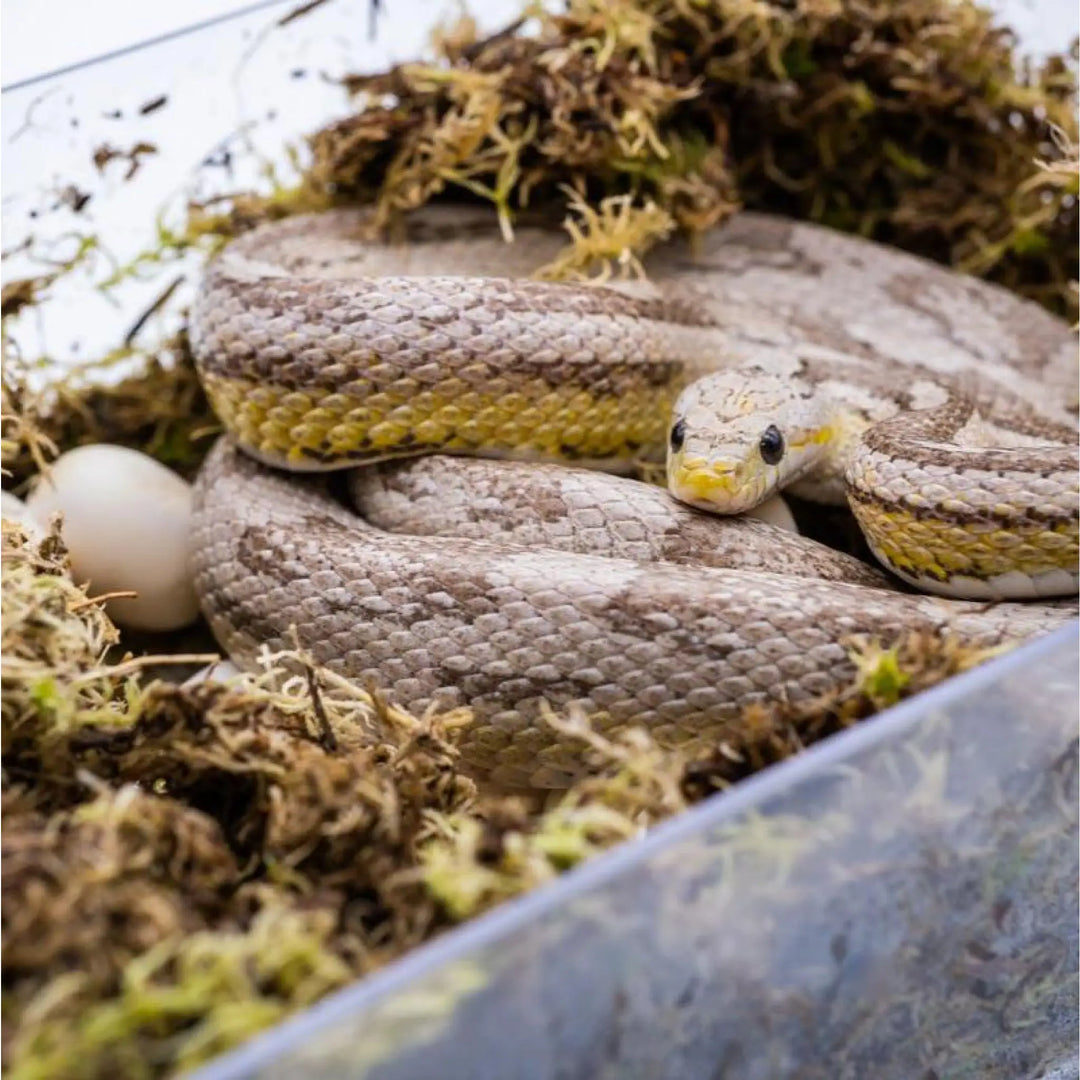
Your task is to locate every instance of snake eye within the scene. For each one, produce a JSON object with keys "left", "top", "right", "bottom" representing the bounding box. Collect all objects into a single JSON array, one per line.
[
  {"left": 669, "top": 418, "right": 687, "bottom": 452},
  {"left": 758, "top": 424, "right": 785, "bottom": 465}
]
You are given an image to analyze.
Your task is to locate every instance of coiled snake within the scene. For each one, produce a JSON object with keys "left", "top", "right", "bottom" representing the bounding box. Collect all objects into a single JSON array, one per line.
[{"left": 188, "top": 207, "right": 1079, "bottom": 788}]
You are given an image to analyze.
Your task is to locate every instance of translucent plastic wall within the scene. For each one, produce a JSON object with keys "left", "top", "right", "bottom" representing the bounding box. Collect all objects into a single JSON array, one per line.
[{"left": 192, "top": 623, "right": 1079, "bottom": 1080}]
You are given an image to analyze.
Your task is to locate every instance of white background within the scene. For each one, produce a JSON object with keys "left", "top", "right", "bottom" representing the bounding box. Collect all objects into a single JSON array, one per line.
[
  {"left": 4, "top": 1, "right": 277, "bottom": 88},
  {"left": 3, "top": 0, "right": 1077, "bottom": 88}
]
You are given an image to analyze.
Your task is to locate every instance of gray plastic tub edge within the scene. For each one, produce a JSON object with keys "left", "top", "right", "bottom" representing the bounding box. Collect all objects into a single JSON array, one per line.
[{"left": 192, "top": 620, "right": 1080, "bottom": 1080}]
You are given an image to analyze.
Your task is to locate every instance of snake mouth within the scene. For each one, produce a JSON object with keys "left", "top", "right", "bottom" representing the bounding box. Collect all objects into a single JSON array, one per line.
[{"left": 667, "top": 456, "right": 768, "bottom": 514}]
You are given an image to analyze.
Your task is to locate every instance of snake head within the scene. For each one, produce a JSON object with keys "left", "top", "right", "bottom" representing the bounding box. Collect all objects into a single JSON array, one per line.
[{"left": 666, "top": 366, "right": 835, "bottom": 514}]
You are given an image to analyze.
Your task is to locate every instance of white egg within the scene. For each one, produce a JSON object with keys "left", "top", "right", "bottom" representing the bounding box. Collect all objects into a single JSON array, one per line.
[
  {"left": 1, "top": 490, "right": 45, "bottom": 539},
  {"left": 746, "top": 493, "right": 799, "bottom": 534},
  {"left": 183, "top": 660, "right": 241, "bottom": 686},
  {"left": 26, "top": 444, "right": 200, "bottom": 631}
]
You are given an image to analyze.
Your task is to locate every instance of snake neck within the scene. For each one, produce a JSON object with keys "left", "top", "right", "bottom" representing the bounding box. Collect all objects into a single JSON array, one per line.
[
  {"left": 785, "top": 363, "right": 977, "bottom": 506},
  {"left": 765, "top": 365, "right": 868, "bottom": 507}
]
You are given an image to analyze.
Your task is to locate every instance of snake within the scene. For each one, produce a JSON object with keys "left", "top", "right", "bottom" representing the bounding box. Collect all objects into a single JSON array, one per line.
[{"left": 188, "top": 206, "right": 1079, "bottom": 789}]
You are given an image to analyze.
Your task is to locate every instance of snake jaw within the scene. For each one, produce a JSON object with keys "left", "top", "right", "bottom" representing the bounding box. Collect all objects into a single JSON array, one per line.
[{"left": 667, "top": 454, "right": 772, "bottom": 514}]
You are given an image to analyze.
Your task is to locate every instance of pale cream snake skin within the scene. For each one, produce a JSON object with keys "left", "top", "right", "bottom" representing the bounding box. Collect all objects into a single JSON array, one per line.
[{"left": 188, "top": 207, "right": 1079, "bottom": 789}]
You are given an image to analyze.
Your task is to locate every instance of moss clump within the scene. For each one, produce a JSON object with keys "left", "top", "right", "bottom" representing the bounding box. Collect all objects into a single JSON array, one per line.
[
  {"left": 8, "top": 892, "right": 354, "bottom": 1080},
  {"left": 1, "top": 521, "right": 471, "bottom": 1076},
  {"left": 308, "top": 0, "right": 1077, "bottom": 317},
  {"left": 1, "top": 336, "right": 216, "bottom": 491}
]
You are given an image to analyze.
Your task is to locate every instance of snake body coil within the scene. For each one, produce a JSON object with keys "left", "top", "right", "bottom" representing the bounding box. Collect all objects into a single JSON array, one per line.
[{"left": 189, "top": 208, "right": 1079, "bottom": 788}]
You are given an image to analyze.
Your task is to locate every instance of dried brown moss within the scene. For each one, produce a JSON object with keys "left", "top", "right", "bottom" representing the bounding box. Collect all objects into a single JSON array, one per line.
[
  {"left": 1, "top": 522, "right": 468, "bottom": 1075},
  {"left": 308, "top": 0, "right": 1077, "bottom": 318},
  {"left": 1, "top": 337, "right": 215, "bottom": 490}
]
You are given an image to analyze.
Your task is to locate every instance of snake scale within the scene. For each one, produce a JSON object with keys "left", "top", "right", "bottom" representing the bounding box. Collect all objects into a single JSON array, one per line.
[{"left": 188, "top": 207, "right": 1079, "bottom": 789}]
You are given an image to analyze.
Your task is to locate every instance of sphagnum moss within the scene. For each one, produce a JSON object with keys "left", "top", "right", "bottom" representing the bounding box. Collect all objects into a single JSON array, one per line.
[{"left": 2, "top": 0, "right": 1076, "bottom": 1075}]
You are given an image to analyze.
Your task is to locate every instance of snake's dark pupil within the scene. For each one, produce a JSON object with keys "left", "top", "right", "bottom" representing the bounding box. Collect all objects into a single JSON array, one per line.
[
  {"left": 669, "top": 419, "right": 687, "bottom": 452},
  {"left": 758, "top": 424, "right": 785, "bottom": 465}
]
